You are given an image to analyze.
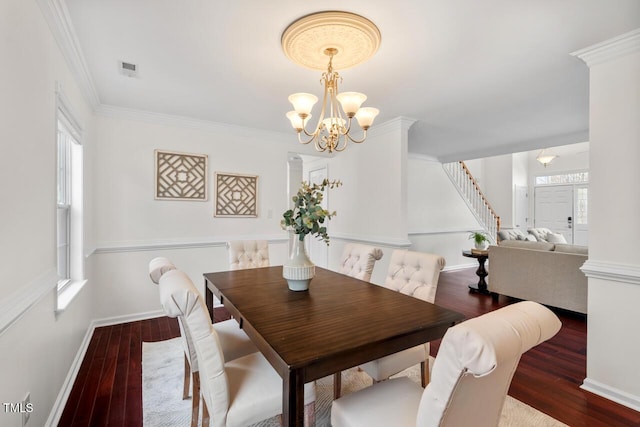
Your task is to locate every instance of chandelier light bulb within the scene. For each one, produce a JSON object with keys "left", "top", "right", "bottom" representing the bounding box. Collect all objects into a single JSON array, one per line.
[
  {"left": 336, "top": 92, "right": 367, "bottom": 116},
  {"left": 286, "top": 111, "right": 311, "bottom": 130},
  {"left": 354, "top": 107, "right": 380, "bottom": 129},
  {"left": 288, "top": 93, "right": 318, "bottom": 116}
]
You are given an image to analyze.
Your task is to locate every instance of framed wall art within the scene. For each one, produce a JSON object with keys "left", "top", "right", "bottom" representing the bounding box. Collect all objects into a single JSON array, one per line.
[
  {"left": 155, "top": 150, "right": 208, "bottom": 201},
  {"left": 214, "top": 172, "right": 258, "bottom": 217}
]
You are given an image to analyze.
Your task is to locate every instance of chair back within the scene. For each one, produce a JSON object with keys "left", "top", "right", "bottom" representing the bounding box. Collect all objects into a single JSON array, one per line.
[
  {"left": 227, "top": 240, "right": 270, "bottom": 270},
  {"left": 339, "top": 243, "right": 383, "bottom": 282},
  {"left": 384, "top": 250, "right": 446, "bottom": 303},
  {"left": 159, "top": 269, "right": 231, "bottom": 427},
  {"left": 416, "top": 301, "right": 561, "bottom": 427},
  {"left": 149, "top": 257, "right": 176, "bottom": 284}
]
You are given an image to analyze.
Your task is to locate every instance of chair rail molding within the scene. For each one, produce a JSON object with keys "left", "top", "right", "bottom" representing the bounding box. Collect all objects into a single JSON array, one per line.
[
  {"left": 580, "top": 260, "right": 640, "bottom": 286},
  {"left": 330, "top": 232, "right": 412, "bottom": 248},
  {"left": 93, "top": 234, "right": 288, "bottom": 254},
  {"left": 0, "top": 268, "right": 58, "bottom": 336}
]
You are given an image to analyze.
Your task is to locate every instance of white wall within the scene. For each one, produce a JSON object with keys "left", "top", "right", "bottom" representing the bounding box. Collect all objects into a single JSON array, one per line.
[
  {"left": 407, "top": 156, "right": 480, "bottom": 269},
  {"left": 0, "top": 1, "right": 95, "bottom": 426},
  {"left": 89, "top": 113, "right": 302, "bottom": 319},
  {"left": 575, "top": 31, "right": 640, "bottom": 410}
]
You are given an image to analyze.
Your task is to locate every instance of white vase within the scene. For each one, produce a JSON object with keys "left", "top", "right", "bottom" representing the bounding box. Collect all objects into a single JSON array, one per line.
[
  {"left": 283, "top": 234, "right": 315, "bottom": 291},
  {"left": 475, "top": 240, "right": 489, "bottom": 250}
]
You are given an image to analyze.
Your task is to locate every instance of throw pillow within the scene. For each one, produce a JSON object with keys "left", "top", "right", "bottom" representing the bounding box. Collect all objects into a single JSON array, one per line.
[
  {"left": 546, "top": 232, "right": 568, "bottom": 244},
  {"left": 524, "top": 234, "right": 537, "bottom": 242}
]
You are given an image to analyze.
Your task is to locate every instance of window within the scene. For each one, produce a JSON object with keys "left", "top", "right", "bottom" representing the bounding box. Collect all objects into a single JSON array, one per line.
[
  {"left": 55, "top": 88, "right": 85, "bottom": 311},
  {"left": 535, "top": 171, "right": 588, "bottom": 186}
]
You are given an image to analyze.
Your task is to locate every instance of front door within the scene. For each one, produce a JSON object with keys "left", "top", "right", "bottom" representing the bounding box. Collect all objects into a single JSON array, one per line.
[{"left": 534, "top": 185, "right": 573, "bottom": 243}]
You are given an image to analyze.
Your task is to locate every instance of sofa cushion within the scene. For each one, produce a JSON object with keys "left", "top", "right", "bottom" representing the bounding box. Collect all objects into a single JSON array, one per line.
[
  {"left": 554, "top": 244, "right": 588, "bottom": 255},
  {"left": 516, "top": 234, "right": 537, "bottom": 242},
  {"left": 497, "top": 229, "right": 527, "bottom": 241},
  {"left": 546, "top": 232, "right": 568, "bottom": 244},
  {"left": 498, "top": 240, "right": 555, "bottom": 251},
  {"left": 528, "top": 228, "right": 553, "bottom": 242}
]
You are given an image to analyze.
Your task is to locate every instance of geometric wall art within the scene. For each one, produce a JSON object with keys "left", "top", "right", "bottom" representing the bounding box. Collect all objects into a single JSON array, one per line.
[
  {"left": 214, "top": 172, "right": 258, "bottom": 217},
  {"left": 155, "top": 150, "right": 208, "bottom": 201}
]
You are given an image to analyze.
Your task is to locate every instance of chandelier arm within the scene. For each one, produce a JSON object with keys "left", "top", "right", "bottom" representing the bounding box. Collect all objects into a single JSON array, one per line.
[
  {"left": 344, "top": 129, "right": 368, "bottom": 144},
  {"left": 297, "top": 131, "right": 318, "bottom": 146}
]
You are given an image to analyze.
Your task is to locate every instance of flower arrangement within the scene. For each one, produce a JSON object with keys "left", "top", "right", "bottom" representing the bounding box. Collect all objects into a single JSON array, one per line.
[{"left": 281, "top": 179, "right": 342, "bottom": 245}]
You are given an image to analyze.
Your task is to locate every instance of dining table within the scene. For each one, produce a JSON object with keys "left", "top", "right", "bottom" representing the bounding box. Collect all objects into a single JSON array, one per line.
[{"left": 204, "top": 266, "right": 465, "bottom": 427}]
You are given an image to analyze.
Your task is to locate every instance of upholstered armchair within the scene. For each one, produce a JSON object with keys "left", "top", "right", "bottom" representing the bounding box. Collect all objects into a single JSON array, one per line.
[
  {"left": 338, "top": 243, "right": 383, "bottom": 282},
  {"left": 149, "top": 258, "right": 257, "bottom": 427},
  {"left": 160, "top": 268, "right": 316, "bottom": 427},
  {"left": 356, "top": 250, "right": 445, "bottom": 392},
  {"left": 227, "top": 240, "right": 270, "bottom": 270},
  {"left": 331, "top": 301, "right": 562, "bottom": 427}
]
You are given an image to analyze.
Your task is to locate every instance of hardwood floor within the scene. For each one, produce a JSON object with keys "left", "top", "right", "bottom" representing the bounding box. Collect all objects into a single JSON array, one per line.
[{"left": 58, "top": 268, "right": 640, "bottom": 426}]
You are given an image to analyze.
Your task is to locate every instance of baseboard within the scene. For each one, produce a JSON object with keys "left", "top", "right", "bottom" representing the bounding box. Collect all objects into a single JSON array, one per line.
[
  {"left": 443, "top": 262, "right": 478, "bottom": 272},
  {"left": 581, "top": 378, "right": 640, "bottom": 412},
  {"left": 45, "top": 309, "right": 166, "bottom": 426}
]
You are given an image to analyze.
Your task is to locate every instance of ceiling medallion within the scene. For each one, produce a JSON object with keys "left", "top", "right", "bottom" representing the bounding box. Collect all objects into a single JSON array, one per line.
[
  {"left": 281, "top": 11, "right": 381, "bottom": 71},
  {"left": 282, "top": 11, "right": 382, "bottom": 153}
]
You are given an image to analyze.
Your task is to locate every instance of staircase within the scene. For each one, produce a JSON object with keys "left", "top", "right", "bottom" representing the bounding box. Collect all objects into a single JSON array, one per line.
[{"left": 443, "top": 161, "right": 500, "bottom": 243}]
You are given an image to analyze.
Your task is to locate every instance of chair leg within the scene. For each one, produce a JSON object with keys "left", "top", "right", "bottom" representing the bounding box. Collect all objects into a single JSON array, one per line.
[
  {"left": 421, "top": 359, "right": 430, "bottom": 388},
  {"left": 183, "top": 354, "right": 191, "bottom": 399},
  {"left": 191, "top": 372, "right": 200, "bottom": 427},
  {"left": 201, "top": 392, "right": 209, "bottom": 427},
  {"left": 305, "top": 401, "right": 316, "bottom": 427},
  {"left": 333, "top": 372, "right": 342, "bottom": 399}
]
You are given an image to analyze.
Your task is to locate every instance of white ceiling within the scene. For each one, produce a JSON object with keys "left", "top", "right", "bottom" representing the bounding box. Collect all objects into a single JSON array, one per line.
[{"left": 63, "top": 0, "right": 640, "bottom": 161}]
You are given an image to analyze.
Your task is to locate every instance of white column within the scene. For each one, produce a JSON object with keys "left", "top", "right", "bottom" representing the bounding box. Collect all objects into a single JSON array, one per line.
[{"left": 572, "top": 29, "right": 640, "bottom": 411}]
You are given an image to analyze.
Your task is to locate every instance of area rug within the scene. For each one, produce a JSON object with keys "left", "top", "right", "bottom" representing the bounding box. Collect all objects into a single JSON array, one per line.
[{"left": 143, "top": 338, "right": 568, "bottom": 427}]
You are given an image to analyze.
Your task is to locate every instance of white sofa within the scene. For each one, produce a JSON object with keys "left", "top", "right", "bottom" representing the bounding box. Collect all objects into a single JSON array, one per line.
[{"left": 488, "top": 240, "right": 588, "bottom": 314}]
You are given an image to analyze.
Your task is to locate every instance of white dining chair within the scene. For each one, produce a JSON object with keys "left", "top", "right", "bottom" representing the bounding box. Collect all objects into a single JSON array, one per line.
[
  {"left": 227, "top": 240, "right": 270, "bottom": 270},
  {"left": 149, "top": 258, "right": 258, "bottom": 427},
  {"left": 160, "top": 269, "right": 317, "bottom": 427},
  {"left": 356, "top": 250, "right": 445, "bottom": 393},
  {"left": 331, "top": 301, "right": 562, "bottom": 427},
  {"left": 338, "top": 243, "right": 383, "bottom": 282}
]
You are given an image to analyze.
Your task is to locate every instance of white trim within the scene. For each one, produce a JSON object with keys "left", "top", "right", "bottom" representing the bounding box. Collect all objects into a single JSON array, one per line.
[
  {"left": 45, "top": 319, "right": 95, "bottom": 427},
  {"left": 408, "top": 153, "right": 440, "bottom": 162},
  {"left": 443, "top": 263, "right": 478, "bottom": 272},
  {"left": 36, "top": 0, "right": 100, "bottom": 108},
  {"left": 93, "top": 235, "right": 288, "bottom": 254},
  {"left": 0, "top": 269, "right": 58, "bottom": 336},
  {"left": 331, "top": 232, "right": 412, "bottom": 248},
  {"left": 45, "top": 310, "right": 166, "bottom": 426},
  {"left": 55, "top": 279, "right": 88, "bottom": 313},
  {"left": 409, "top": 228, "right": 477, "bottom": 236},
  {"left": 581, "top": 378, "right": 640, "bottom": 412},
  {"left": 91, "top": 310, "right": 166, "bottom": 328},
  {"left": 572, "top": 29, "right": 640, "bottom": 67},
  {"left": 580, "top": 260, "right": 640, "bottom": 286},
  {"left": 368, "top": 116, "right": 418, "bottom": 137}
]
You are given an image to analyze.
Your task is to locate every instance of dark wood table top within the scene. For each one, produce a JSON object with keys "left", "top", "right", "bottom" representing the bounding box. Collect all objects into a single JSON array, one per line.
[{"left": 204, "top": 266, "right": 465, "bottom": 426}]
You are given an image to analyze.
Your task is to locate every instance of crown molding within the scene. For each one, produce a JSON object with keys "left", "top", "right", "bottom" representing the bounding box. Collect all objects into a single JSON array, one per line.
[
  {"left": 36, "top": 0, "right": 100, "bottom": 108},
  {"left": 571, "top": 28, "right": 640, "bottom": 67},
  {"left": 369, "top": 116, "right": 418, "bottom": 137}
]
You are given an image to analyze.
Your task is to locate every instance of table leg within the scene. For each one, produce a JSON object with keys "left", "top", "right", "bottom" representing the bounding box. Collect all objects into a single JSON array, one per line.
[
  {"left": 468, "top": 256, "right": 490, "bottom": 294},
  {"left": 283, "top": 368, "right": 305, "bottom": 427},
  {"left": 205, "top": 279, "right": 214, "bottom": 322}
]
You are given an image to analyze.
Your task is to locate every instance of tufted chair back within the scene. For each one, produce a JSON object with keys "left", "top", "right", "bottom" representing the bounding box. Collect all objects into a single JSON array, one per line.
[
  {"left": 384, "top": 250, "right": 446, "bottom": 303},
  {"left": 339, "top": 243, "right": 384, "bottom": 282},
  {"left": 227, "top": 240, "right": 270, "bottom": 270},
  {"left": 149, "top": 256, "right": 177, "bottom": 284}
]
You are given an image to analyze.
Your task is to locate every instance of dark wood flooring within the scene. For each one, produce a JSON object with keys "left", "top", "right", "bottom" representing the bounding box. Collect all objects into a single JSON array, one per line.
[{"left": 58, "top": 268, "right": 640, "bottom": 427}]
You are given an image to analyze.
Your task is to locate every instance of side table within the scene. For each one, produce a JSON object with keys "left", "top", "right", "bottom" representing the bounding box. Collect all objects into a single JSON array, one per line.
[{"left": 462, "top": 249, "right": 490, "bottom": 294}]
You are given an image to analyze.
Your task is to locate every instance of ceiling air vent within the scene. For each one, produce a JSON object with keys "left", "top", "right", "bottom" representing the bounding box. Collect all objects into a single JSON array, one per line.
[{"left": 119, "top": 61, "right": 138, "bottom": 77}]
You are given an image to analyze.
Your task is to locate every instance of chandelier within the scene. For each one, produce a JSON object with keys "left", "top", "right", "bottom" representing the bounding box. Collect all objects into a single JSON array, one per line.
[
  {"left": 282, "top": 12, "right": 382, "bottom": 153},
  {"left": 536, "top": 149, "right": 558, "bottom": 167}
]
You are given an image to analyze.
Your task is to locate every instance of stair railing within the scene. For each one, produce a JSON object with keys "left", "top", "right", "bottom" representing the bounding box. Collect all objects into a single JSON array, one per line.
[{"left": 442, "top": 161, "right": 500, "bottom": 243}]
